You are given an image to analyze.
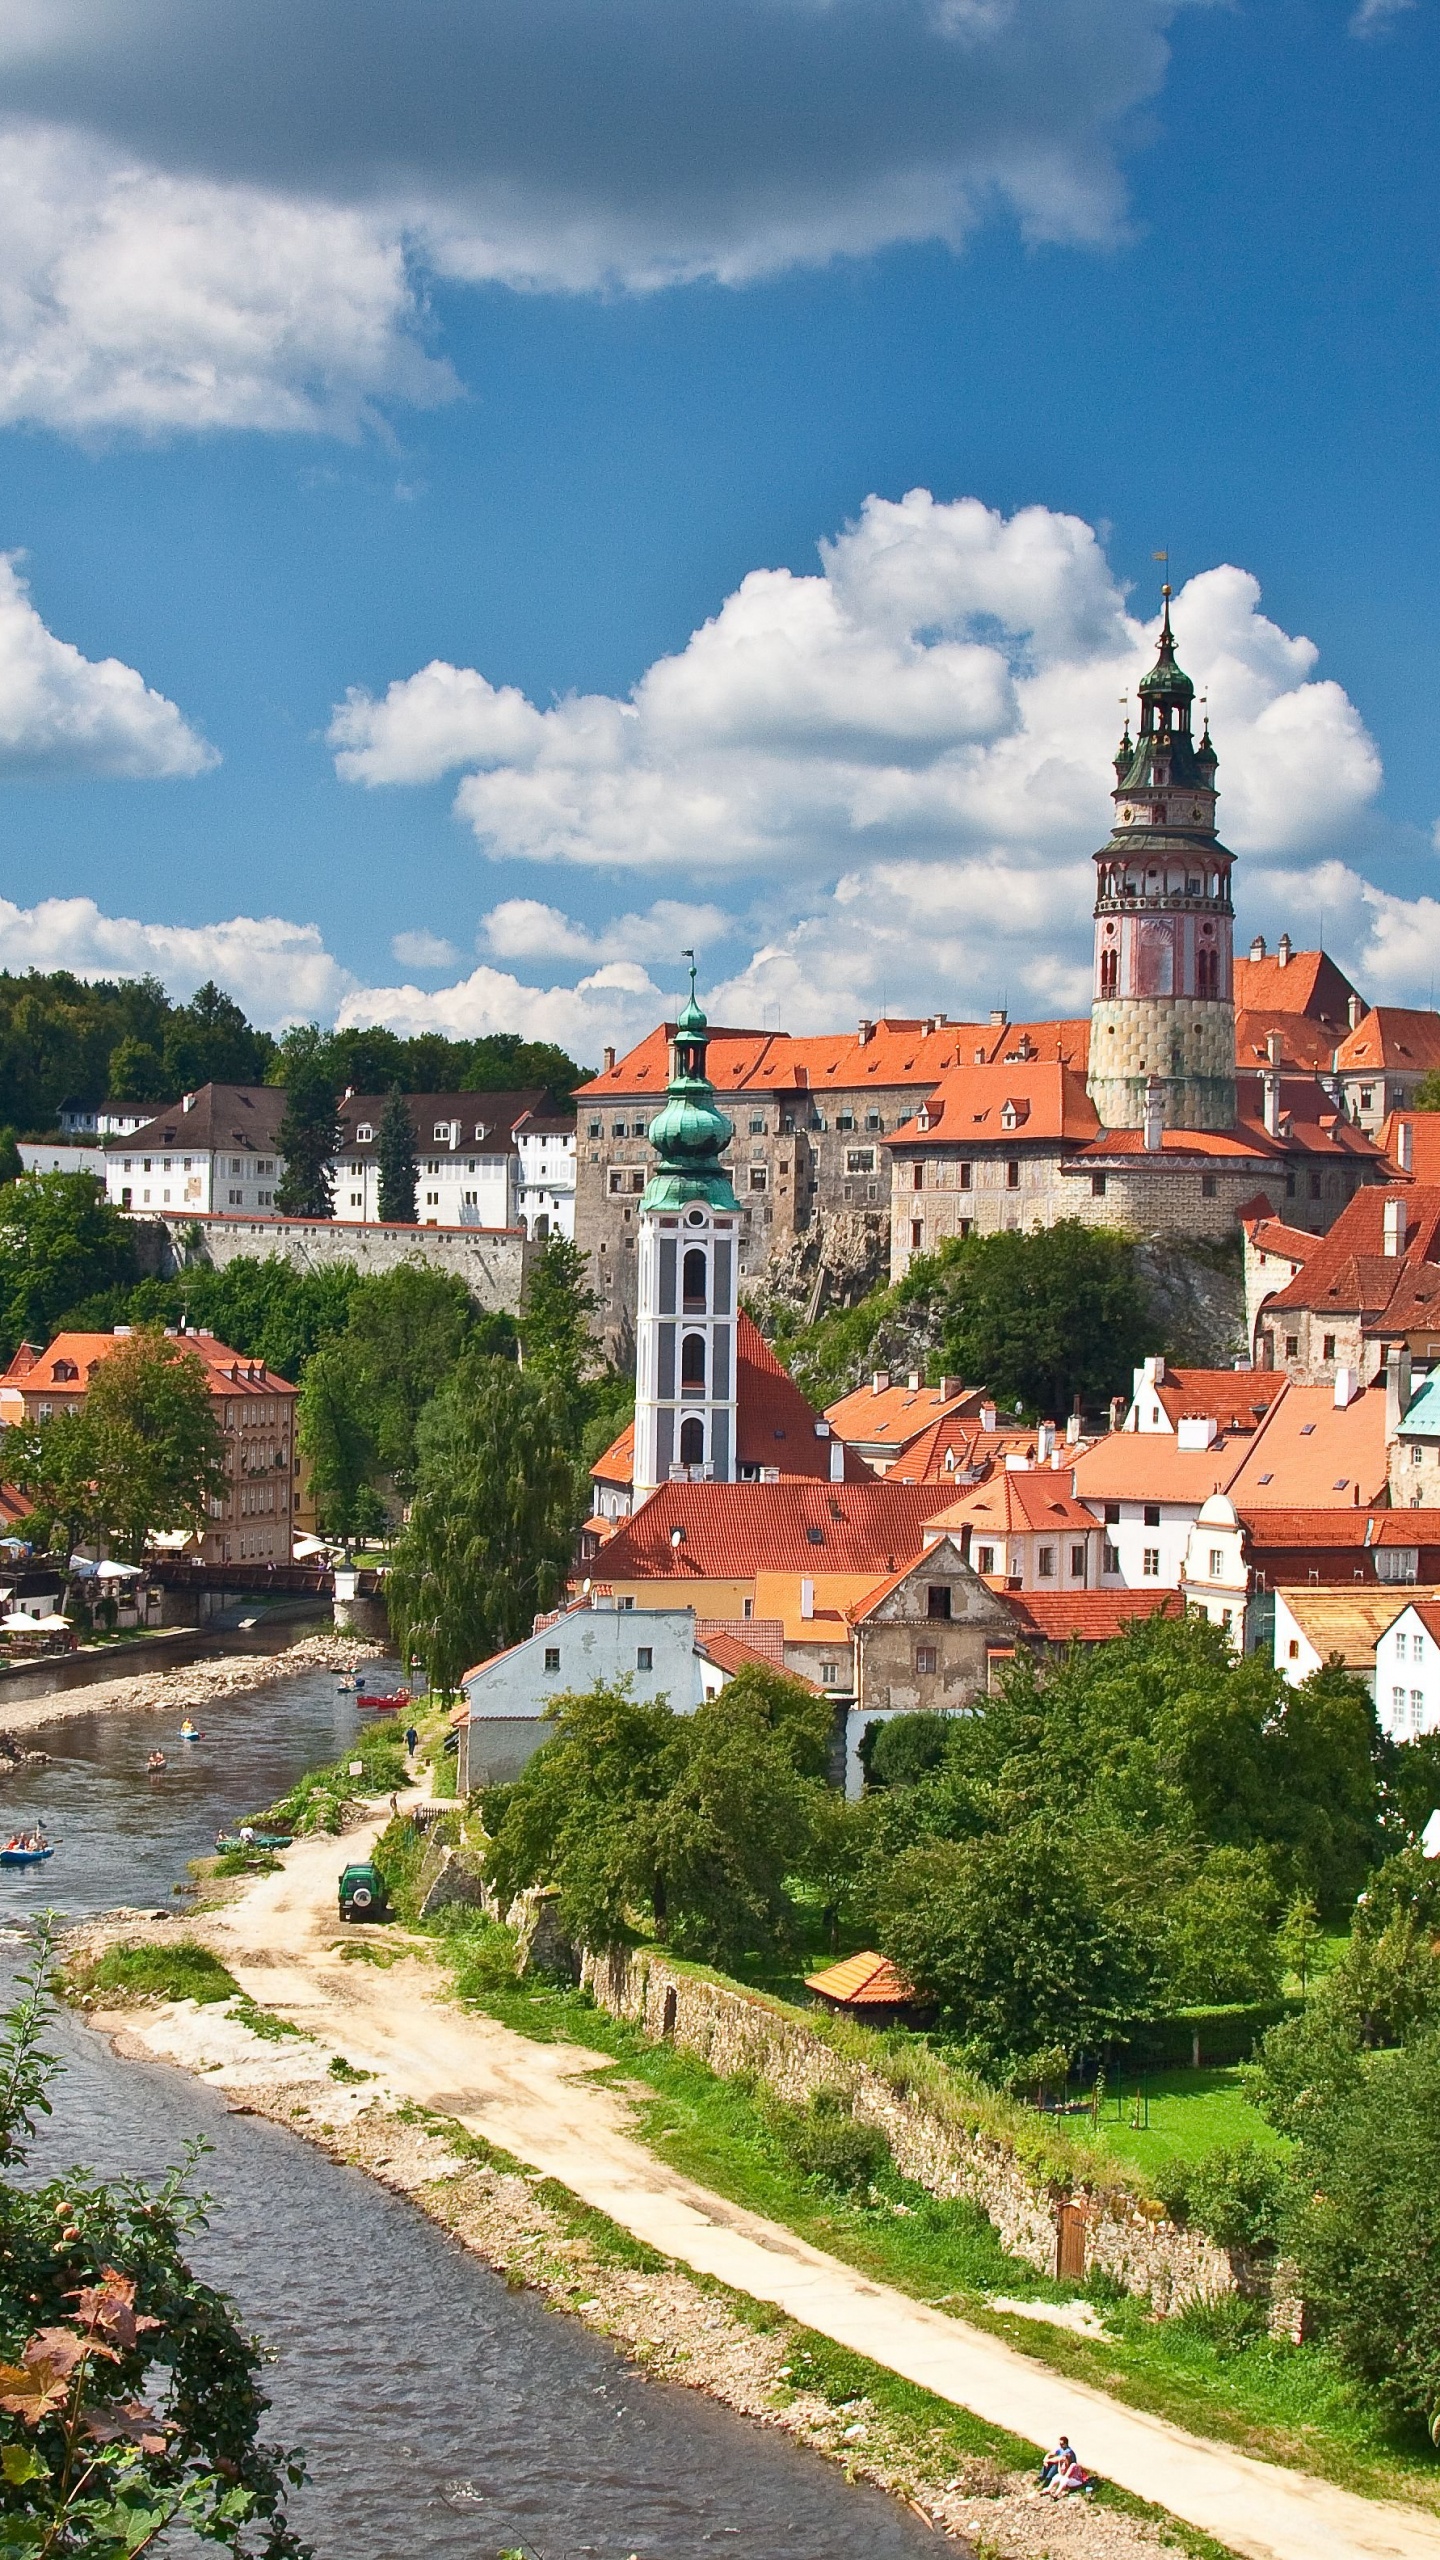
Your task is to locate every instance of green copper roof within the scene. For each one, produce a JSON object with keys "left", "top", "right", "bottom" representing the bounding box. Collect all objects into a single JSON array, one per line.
[{"left": 641, "top": 962, "right": 740, "bottom": 1212}]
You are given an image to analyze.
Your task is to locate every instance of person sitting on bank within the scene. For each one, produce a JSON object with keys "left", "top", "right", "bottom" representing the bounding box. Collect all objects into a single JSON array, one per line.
[{"left": 1039, "top": 2436, "right": 1073, "bottom": 2489}]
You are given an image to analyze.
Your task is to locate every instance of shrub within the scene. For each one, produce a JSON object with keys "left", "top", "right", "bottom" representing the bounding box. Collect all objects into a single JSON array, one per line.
[
  {"left": 1152, "top": 2140, "right": 1290, "bottom": 2253},
  {"left": 766, "top": 2088, "right": 889, "bottom": 2195},
  {"left": 75, "top": 1940, "right": 239, "bottom": 2006}
]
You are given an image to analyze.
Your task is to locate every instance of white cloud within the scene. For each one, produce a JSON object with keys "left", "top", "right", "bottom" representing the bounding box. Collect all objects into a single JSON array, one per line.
[
  {"left": 481, "top": 895, "right": 733, "bottom": 965},
  {"left": 390, "top": 927, "right": 458, "bottom": 968},
  {"left": 0, "top": 2, "right": 1191, "bottom": 434},
  {"left": 0, "top": 551, "right": 214, "bottom": 776},
  {"left": 0, "top": 896, "right": 347, "bottom": 1024},
  {"left": 334, "top": 957, "right": 667, "bottom": 1060},
  {"left": 1349, "top": 0, "right": 1414, "bottom": 34}
]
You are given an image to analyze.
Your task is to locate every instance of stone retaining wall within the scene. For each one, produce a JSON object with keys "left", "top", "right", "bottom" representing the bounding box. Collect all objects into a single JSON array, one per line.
[
  {"left": 580, "top": 1942, "right": 1239, "bottom": 2313},
  {"left": 133, "top": 1213, "right": 532, "bottom": 1313}
]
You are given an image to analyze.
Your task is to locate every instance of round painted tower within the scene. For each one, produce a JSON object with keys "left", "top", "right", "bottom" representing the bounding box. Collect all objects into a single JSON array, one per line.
[{"left": 1086, "top": 591, "right": 1237, "bottom": 1134}]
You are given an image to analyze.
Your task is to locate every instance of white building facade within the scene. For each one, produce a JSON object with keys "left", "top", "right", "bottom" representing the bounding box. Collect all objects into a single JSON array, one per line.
[{"left": 1374, "top": 1601, "right": 1440, "bottom": 1740}]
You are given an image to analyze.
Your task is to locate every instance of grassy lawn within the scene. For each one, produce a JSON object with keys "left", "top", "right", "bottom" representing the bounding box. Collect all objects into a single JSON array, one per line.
[
  {"left": 1046, "top": 2066, "right": 1284, "bottom": 2180},
  {"left": 426, "top": 1914, "right": 1440, "bottom": 2516},
  {"left": 72, "top": 1939, "right": 239, "bottom": 2004}
]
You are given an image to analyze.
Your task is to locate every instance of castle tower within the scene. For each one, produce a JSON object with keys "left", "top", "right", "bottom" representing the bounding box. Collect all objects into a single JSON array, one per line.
[
  {"left": 632, "top": 965, "right": 741, "bottom": 1499},
  {"left": 1086, "top": 591, "right": 1236, "bottom": 1133}
]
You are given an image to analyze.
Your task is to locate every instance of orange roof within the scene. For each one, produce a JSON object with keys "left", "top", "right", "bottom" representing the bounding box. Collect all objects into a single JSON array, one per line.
[
  {"left": 889, "top": 1060, "right": 1100, "bottom": 1149},
  {"left": 1232, "top": 947, "right": 1359, "bottom": 1030},
  {"left": 1336, "top": 1007, "right": 1440, "bottom": 1076},
  {"left": 5, "top": 1330, "right": 295, "bottom": 1399},
  {"left": 576, "top": 1017, "right": 982, "bottom": 1102},
  {"left": 805, "top": 1950, "right": 919, "bottom": 2007},
  {"left": 1394, "top": 1598, "right": 1440, "bottom": 1649},
  {"left": 884, "top": 1418, "right": 1039, "bottom": 1483},
  {"left": 696, "top": 1628, "right": 821, "bottom": 1688},
  {"left": 1149, "top": 1369, "right": 1284, "bottom": 1434},
  {"left": 1380, "top": 1113, "right": 1440, "bottom": 1184},
  {"left": 1240, "top": 1508, "right": 1440, "bottom": 1551},
  {"left": 1226, "top": 1380, "right": 1390, "bottom": 1510},
  {"left": 1006, "top": 1590, "right": 1182, "bottom": 1644},
  {"left": 1234, "top": 1009, "right": 1343, "bottom": 1073},
  {"left": 1071, "top": 1435, "right": 1250, "bottom": 1503},
  {"left": 586, "top": 1479, "right": 951, "bottom": 1585},
  {"left": 1244, "top": 1211, "right": 1321, "bottom": 1268},
  {"left": 754, "top": 1569, "right": 882, "bottom": 1645},
  {"left": 825, "top": 1376, "right": 979, "bottom": 1449},
  {"left": 1264, "top": 1186, "right": 1440, "bottom": 1320},
  {"left": 695, "top": 1619, "right": 787, "bottom": 1671},
  {"left": 1231, "top": 1074, "right": 1383, "bottom": 1163},
  {"left": 1080, "top": 1122, "right": 1280, "bottom": 1161},
  {"left": 591, "top": 1420, "right": 635, "bottom": 1483},
  {"left": 922, "top": 1472, "right": 1096, "bottom": 1538}
]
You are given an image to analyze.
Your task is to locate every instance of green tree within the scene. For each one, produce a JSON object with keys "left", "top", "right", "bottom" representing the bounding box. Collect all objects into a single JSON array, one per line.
[
  {"left": 1160, "top": 1846, "right": 1281, "bottom": 2006},
  {"left": 161, "top": 980, "right": 272, "bottom": 1091},
  {"left": 105, "top": 1034, "right": 167, "bottom": 1104},
  {"left": 0, "top": 1173, "right": 136, "bottom": 1360},
  {"left": 375, "top": 1086, "right": 418, "bottom": 1224},
  {"left": 1412, "top": 1069, "right": 1440, "bottom": 1112},
  {"left": 272, "top": 1032, "right": 341, "bottom": 1220},
  {"left": 0, "top": 1126, "right": 22, "bottom": 1185},
  {"left": 9, "top": 1331, "right": 228, "bottom": 1562},
  {"left": 388, "top": 1355, "right": 576, "bottom": 1693},
  {"left": 342, "top": 1264, "right": 476, "bottom": 1490},
  {"left": 874, "top": 1824, "right": 1158, "bottom": 2071},
  {"left": 521, "top": 1234, "right": 600, "bottom": 1401},
  {"left": 0, "top": 1933, "right": 305, "bottom": 2559},
  {"left": 296, "top": 1342, "right": 377, "bottom": 1544},
  {"left": 5, "top": 1408, "right": 99, "bottom": 1558},
  {"left": 485, "top": 1680, "right": 679, "bottom": 1943},
  {"left": 1277, "top": 1891, "right": 1326, "bottom": 1995}
]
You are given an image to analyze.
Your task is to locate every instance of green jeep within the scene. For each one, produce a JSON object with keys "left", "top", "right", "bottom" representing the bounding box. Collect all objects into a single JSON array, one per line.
[{"left": 338, "top": 1859, "right": 389, "bottom": 1923}]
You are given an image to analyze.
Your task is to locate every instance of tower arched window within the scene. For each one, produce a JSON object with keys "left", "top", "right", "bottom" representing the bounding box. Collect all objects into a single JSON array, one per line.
[
  {"left": 681, "top": 1333, "right": 706, "bottom": 1397},
  {"left": 679, "top": 1416, "right": 705, "bottom": 1465},
  {"left": 682, "top": 1247, "right": 707, "bottom": 1311},
  {"left": 1100, "top": 947, "right": 1119, "bottom": 997}
]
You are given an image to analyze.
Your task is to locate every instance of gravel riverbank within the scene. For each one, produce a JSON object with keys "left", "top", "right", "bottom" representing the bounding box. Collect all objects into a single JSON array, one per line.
[{"left": 0, "top": 1632, "right": 390, "bottom": 1745}]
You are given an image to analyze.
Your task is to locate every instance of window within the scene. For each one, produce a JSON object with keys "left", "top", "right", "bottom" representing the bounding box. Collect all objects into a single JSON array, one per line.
[
  {"left": 1143, "top": 1503, "right": 1160, "bottom": 1527},
  {"left": 1394, "top": 1684, "right": 1408, "bottom": 1718},
  {"left": 846, "top": 1150, "right": 876, "bottom": 1174},
  {"left": 1378, "top": 1548, "right": 1420, "bottom": 1583},
  {"left": 543, "top": 1647, "right": 560, "bottom": 1672},
  {"left": 836, "top": 1111, "right": 854, "bottom": 1132},
  {"left": 1104, "top": 1501, "right": 1120, "bottom": 1524},
  {"left": 749, "top": 1165, "right": 768, "bottom": 1190},
  {"left": 749, "top": 1115, "right": 767, "bottom": 1134},
  {"left": 1309, "top": 1172, "right": 1322, "bottom": 1201},
  {"left": 683, "top": 1247, "right": 707, "bottom": 1310},
  {"left": 976, "top": 1546, "right": 996, "bottom": 1575},
  {"left": 1071, "top": 1545, "right": 1087, "bottom": 1576},
  {"left": 1091, "top": 1172, "right": 1107, "bottom": 1198},
  {"left": 1006, "top": 1160, "right": 1020, "bottom": 1189},
  {"left": 1209, "top": 1547, "right": 1225, "bottom": 1578},
  {"left": 680, "top": 1333, "right": 706, "bottom": 1395},
  {"left": 349, "top": 1192, "right": 361, "bottom": 1208},
  {"left": 1037, "top": 1545, "right": 1055, "bottom": 1579},
  {"left": 678, "top": 1415, "right": 704, "bottom": 1464},
  {"left": 865, "top": 1111, "right": 882, "bottom": 1131},
  {"left": 911, "top": 1222, "right": 923, "bottom": 1249},
  {"left": 1396, "top": 1632, "right": 1409, "bottom": 1662},
  {"left": 356, "top": 1127, "right": 372, "bottom": 1144},
  {"left": 958, "top": 1161, "right": 972, "bottom": 1190},
  {"left": 228, "top": 1187, "right": 242, "bottom": 1206},
  {"left": 820, "top": 1661, "right": 841, "bottom": 1686},
  {"left": 912, "top": 1164, "right": 924, "bottom": 1191},
  {"left": 636, "top": 1646, "right": 653, "bottom": 1672},
  {"left": 1323, "top": 1333, "right": 1337, "bottom": 1360},
  {"left": 1417, "top": 1634, "right": 1426, "bottom": 1662},
  {"left": 628, "top": 1172, "right": 644, "bottom": 1193},
  {"left": 926, "top": 1584, "right": 952, "bottom": 1619},
  {"left": 612, "top": 1121, "right": 627, "bottom": 1137},
  {"left": 1289, "top": 1638, "right": 1301, "bottom": 1660},
  {"left": 609, "top": 1170, "right": 623, "bottom": 1194},
  {"left": 1285, "top": 1335, "right": 1299, "bottom": 1359},
  {"left": 1142, "top": 1547, "right": 1161, "bottom": 1578},
  {"left": 1201, "top": 1174, "right": 1217, "bottom": 1198},
  {"left": 1360, "top": 1088, "right": 1374, "bottom": 1111},
  {"left": 915, "top": 1644, "right": 937, "bottom": 1675}
]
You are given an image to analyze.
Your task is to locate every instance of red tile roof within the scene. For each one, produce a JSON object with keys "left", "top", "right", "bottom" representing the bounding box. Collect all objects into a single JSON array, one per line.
[
  {"left": 884, "top": 1418, "right": 1039, "bottom": 1483},
  {"left": 922, "top": 1472, "right": 1097, "bottom": 1537},
  {"left": 1232, "top": 1074, "right": 1384, "bottom": 1163},
  {"left": 1071, "top": 1435, "right": 1251, "bottom": 1503},
  {"left": 1226, "top": 1381, "right": 1390, "bottom": 1509},
  {"left": 696, "top": 1627, "right": 819, "bottom": 1687},
  {"left": 1006, "top": 1590, "right": 1183, "bottom": 1643},
  {"left": 1336, "top": 1008, "right": 1440, "bottom": 1076},
  {"left": 589, "top": 1319, "right": 870, "bottom": 1491},
  {"left": 576, "top": 1018, "right": 982, "bottom": 1101},
  {"left": 591, "top": 1420, "right": 635, "bottom": 1485},
  {"left": 1263, "top": 1186, "right": 1440, "bottom": 1321},
  {"left": 1234, "top": 1009, "right": 1344, "bottom": 1073},
  {"left": 1380, "top": 1114, "right": 1440, "bottom": 1184},
  {"left": 1243, "top": 1212, "right": 1322, "bottom": 1269},
  {"left": 1242, "top": 1508, "right": 1440, "bottom": 1550},
  {"left": 4, "top": 1330, "right": 296, "bottom": 1400},
  {"left": 695, "top": 1618, "right": 788, "bottom": 1670},
  {"left": 586, "top": 1479, "right": 953, "bottom": 1584},
  {"left": 889, "top": 1061, "right": 1100, "bottom": 1149},
  {"left": 825, "top": 1376, "right": 979, "bottom": 1449},
  {"left": 806, "top": 1950, "right": 919, "bottom": 2007},
  {"left": 1150, "top": 1369, "right": 1284, "bottom": 1433},
  {"left": 1232, "top": 947, "right": 1359, "bottom": 1030}
]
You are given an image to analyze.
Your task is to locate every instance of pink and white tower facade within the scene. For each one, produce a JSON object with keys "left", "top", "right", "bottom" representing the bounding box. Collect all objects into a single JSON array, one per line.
[{"left": 1086, "top": 591, "right": 1237, "bottom": 1134}]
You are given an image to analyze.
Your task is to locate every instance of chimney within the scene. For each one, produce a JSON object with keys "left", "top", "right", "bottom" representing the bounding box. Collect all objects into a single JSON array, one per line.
[
  {"left": 182, "top": 1091, "right": 194, "bottom": 1112},
  {"left": 1267, "top": 1031, "right": 1284, "bottom": 1066},
  {"left": 829, "top": 1438, "right": 845, "bottom": 1483},
  {"left": 794, "top": 1066, "right": 809, "bottom": 1088},
  {"left": 1277, "top": 933, "right": 1292, "bottom": 967},
  {"left": 871, "top": 1371, "right": 890, "bottom": 1395},
  {"left": 799, "top": 1576, "right": 814, "bottom": 1621},
  {"left": 1143, "top": 1354, "right": 1167, "bottom": 1384},
  {"left": 1386, "top": 1343, "right": 1414, "bottom": 1442},
  {"left": 1398, "top": 1121, "right": 1415, "bottom": 1174},
  {"left": 857, "top": 1019, "right": 873, "bottom": 1046},
  {"left": 1384, "top": 1197, "right": 1405, "bottom": 1258},
  {"left": 1334, "top": 1366, "right": 1358, "bottom": 1409},
  {"left": 1249, "top": 934, "right": 1267, "bottom": 962},
  {"left": 1262, "top": 1070, "right": 1282, "bottom": 1137},
  {"left": 1109, "top": 1394, "right": 1126, "bottom": 1432},
  {"left": 1143, "top": 1077, "right": 1164, "bottom": 1153},
  {"left": 1177, "top": 1414, "right": 1218, "bottom": 1451},
  {"left": 603, "top": 1046, "right": 615, "bottom": 1072},
  {"left": 1065, "top": 1411, "right": 1083, "bottom": 1445},
  {"left": 1347, "top": 994, "right": 1363, "bottom": 1031},
  {"left": 908, "top": 1371, "right": 921, "bottom": 1391},
  {"left": 989, "top": 1007, "right": 1008, "bottom": 1028},
  {"left": 939, "top": 1376, "right": 962, "bottom": 1400},
  {"left": 1037, "top": 1420, "right": 1056, "bottom": 1461},
  {"left": 979, "top": 1400, "right": 997, "bottom": 1433}
]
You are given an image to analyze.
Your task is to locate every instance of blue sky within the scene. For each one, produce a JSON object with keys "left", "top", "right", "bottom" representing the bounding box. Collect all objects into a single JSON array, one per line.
[{"left": 1, "top": 0, "right": 1437, "bottom": 1056}]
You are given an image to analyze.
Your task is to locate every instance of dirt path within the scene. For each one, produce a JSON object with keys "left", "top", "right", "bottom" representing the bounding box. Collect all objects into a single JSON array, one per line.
[{"left": 189, "top": 1822, "right": 1440, "bottom": 2560}]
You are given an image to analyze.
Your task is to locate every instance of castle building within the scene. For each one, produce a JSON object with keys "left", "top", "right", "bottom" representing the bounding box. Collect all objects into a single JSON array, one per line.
[
  {"left": 632, "top": 970, "right": 744, "bottom": 1498},
  {"left": 1087, "top": 588, "right": 1235, "bottom": 1134}
]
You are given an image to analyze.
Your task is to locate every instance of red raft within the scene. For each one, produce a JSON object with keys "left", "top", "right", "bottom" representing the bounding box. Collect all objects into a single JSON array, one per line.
[{"left": 355, "top": 1688, "right": 410, "bottom": 1713}]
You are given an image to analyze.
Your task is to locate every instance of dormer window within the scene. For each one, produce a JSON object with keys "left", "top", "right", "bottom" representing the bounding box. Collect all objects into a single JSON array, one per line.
[
  {"left": 356, "top": 1124, "right": 373, "bottom": 1142},
  {"left": 51, "top": 1359, "right": 78, "bottom": 1381}
]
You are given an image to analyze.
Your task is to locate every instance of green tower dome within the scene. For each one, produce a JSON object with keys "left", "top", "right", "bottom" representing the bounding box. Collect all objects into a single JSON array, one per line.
[{"left": 641, "top": 959, "right": 740, "bottom": 1213}]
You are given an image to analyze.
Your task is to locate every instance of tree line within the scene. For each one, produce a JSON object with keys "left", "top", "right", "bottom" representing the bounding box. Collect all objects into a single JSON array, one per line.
[{"left": 0, "top": 967, "right": 589, "bottom": 1136}]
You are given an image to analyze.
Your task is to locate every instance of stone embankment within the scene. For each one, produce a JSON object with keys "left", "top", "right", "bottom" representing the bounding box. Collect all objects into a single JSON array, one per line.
[
  {"left": 0, "top": 1630, "right": 390, "bottom": 1743},
  {"left": 580, "top": 1941, "right": 1239, "bottom": 2315}
]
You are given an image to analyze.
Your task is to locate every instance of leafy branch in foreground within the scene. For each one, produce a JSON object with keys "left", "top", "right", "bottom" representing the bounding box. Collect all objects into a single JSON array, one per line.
[{"left": 0, "top": 1936, "right": 306, "bottom": 2559}]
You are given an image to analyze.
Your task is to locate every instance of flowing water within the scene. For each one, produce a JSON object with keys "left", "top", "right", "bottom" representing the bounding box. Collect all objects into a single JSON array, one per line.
[{"left": 0, "top": 1662, "right": 943, "bottom": 2559}]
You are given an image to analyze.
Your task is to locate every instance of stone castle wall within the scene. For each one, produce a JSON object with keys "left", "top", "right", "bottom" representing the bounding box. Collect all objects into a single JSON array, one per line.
[
  {"left": 579, "top": 1940, "right": 1242, "bottom": 2312},
  {"left": 132, "top": 1213, "right": 531, "bottom": 1313},
  {"left": 1087, "top": 997, "right": 1236, "bottom": 1131}
]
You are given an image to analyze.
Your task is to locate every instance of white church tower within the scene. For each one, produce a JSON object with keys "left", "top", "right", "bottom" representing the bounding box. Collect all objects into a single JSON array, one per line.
[{"left": 632, "top": 964, "right": 742, "bottom": 1499}]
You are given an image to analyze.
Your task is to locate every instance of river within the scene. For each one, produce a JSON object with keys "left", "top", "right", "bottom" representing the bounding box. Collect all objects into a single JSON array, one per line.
[{"left": 0, "top": 1659, "right": 942, "bottom": 2560}]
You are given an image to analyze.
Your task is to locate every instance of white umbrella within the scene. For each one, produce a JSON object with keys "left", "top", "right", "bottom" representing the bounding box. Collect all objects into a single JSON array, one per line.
[
  {"left": 68, "top": 1554, "right": 98, "bottom": 1577},
  {"left": 30, "top": 1612, "right": 71, "bottom": 1631},
  {"left": 1, "top": 1610, "right": 40, "bottom": 1629},
  {"left": 94, "top": 1559, "right": 143, "bottom": 1580}
]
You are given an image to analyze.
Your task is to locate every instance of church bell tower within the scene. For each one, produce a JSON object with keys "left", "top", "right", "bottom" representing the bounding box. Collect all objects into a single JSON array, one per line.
[
  {"left": 1086, "top": 590, "right": 1237, "bottom": 1133},
  {"left": 632, "top": 964, "right": 741, "bottom": 1499}
]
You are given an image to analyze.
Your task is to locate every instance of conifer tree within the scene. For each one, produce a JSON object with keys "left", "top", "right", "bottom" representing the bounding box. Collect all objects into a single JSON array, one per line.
[
  {"left": 274, "top": 1032, "right": 341, "bottom": 1219},
  {"left": 376, "top": 1084, "right": 418, "bottom": 1223}
]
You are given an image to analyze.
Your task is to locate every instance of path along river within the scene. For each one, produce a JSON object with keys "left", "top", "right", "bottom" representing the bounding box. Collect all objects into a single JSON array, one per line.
[{"left": 0, "top": 1656, "right": 938, "bottom": 2560}]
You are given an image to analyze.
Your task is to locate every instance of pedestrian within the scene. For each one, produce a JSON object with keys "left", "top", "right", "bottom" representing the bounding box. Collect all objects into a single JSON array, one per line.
[{"left": 404, "top": 1724, "right": 418, "bottom": 1757}]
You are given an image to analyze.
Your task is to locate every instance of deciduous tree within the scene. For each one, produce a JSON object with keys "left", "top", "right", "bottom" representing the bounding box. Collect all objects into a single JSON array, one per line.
[{"left": 0, "top": 1173, "right": 136, "bottom": 1361}]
